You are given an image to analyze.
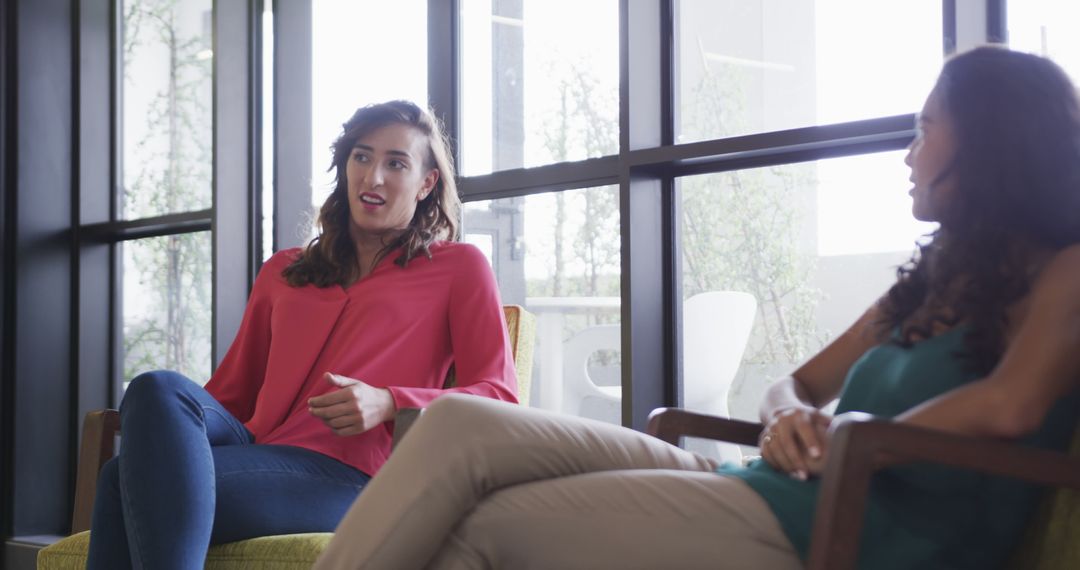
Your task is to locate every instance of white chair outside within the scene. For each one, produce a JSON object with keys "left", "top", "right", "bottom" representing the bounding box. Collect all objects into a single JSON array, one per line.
[
  {"left": 560, "top": 291, "right": 757, "bottom": 464},
  {"left": 681, "top": 291, "right": 757, "bottom": 463}
]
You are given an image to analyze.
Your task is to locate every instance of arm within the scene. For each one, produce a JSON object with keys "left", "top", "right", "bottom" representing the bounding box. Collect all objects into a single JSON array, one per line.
[
  {"left": 387, "top": 245, "right": 518, "bottom": 409},
  {"left": 896, "top": 246, "right": 1080, "bottom": 437},
  {"left": 760, "top": 301, "right": 887, "bottom": 477},
  {"left": 203, "top": 251, "right": 287, "bottom": 422},
  {"left": 309, "top": 246, "right": 520, "bottom": 434},
  {"left": 762, "top": 301, "right": 887, "bottom": 420}
]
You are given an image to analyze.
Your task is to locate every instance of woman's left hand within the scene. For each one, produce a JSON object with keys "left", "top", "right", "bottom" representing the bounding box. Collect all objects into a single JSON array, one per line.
[{"left": 307, "top": 373, "right": 397, "bottom": 436}]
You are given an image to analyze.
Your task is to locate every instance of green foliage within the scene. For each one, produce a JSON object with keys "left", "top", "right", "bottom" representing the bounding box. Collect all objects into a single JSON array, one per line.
[
  {"left": 536, "top": 61, "right": 620, "bottom": 313},
  {"left": 679, "top": 61, "right": 824, "bottom": 366},
  {"left": 122, "top": 0, "right": 213, "bottom": 382}
]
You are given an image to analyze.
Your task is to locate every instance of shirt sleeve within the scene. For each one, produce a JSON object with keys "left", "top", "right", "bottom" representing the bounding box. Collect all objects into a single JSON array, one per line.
[
  {"left": 204, "top": 251, "right": 288, "bottom": 422},
  {"left": 387, "top": 244, "right": 519, "bottom": 408}
]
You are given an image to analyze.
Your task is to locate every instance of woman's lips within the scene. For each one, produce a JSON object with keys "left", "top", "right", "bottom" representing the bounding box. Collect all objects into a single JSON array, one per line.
[{"left": 359, "top": 192, "right": 385, "bottom": 208}]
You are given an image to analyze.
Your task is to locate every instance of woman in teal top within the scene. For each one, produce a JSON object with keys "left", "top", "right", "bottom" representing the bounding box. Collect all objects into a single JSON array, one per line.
[{"left": 314, "top": 47, "right": 1080, "bottom": 570}]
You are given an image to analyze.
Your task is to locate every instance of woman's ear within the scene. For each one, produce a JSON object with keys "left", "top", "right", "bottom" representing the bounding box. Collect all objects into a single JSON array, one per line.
[{"left": 419, "top": 169, "right": 440, "bottom": 201}]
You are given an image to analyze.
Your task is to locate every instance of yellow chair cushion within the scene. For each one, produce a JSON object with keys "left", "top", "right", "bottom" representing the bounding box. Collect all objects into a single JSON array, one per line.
[{"left": 37, "top": 530, "right": 334, "bottom": 570}]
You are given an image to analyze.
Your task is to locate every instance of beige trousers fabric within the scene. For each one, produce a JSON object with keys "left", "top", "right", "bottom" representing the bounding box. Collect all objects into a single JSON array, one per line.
[{"left": 314, "top": 394, "right": 802, "bottom": 570}]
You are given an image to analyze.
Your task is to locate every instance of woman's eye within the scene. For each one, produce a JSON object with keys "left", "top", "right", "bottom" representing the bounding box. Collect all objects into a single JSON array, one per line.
[
  {"left": 389, "top": 159, "right": 407, "bottom": 169},
  {"left": 351, "top": 152, "right": 368, "bottom": 163}
]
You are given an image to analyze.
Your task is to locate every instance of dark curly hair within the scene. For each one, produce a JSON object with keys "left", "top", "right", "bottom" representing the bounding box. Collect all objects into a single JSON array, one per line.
[
  {"left": 881, "top": 47, "right": 1080, "bottom": 374},
  {"left": 282, "top": 100, "right": 461, "bottom": 288}
]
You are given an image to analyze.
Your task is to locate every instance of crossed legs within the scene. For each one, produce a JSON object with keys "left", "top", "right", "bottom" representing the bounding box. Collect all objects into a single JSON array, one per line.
[{"left": 315, "top": 394, "right": 801, "bottom": 570}]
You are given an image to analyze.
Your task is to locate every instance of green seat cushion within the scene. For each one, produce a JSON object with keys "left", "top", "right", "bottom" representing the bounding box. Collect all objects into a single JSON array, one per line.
[{"left": 37, "top": 530, "right": 333, "bottom": 570}]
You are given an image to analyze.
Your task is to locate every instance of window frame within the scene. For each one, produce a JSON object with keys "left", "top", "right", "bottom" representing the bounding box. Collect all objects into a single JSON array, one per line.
[{"left": 438, "top": 0, "right": 969, "bottom": 429}]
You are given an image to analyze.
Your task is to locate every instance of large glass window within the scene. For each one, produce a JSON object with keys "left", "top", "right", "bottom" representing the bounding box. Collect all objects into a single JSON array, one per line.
[
  {"left": 1007, "top": 0, "right": 1080, "bottom": 83},
  {"left": 459, "top": 0, "right": 618, "bottom": 175},
  {"left": 122, "top": 232, "right": 213, "bottom": 386},
  {"left": 463, "top": 186, "right": 622, "bottom": 424},
  {"left": 119, "top": 0, "right": 215, "bottom": 387},
  {"left": 676, "top": 0, "right": 942, "bottom": 143},
  {"left": 677, "top": 151, "right": 935, "bottom": 460},
  {"left": 310, "top": 0, "right": 428, "bottom": 216},
  {"left": 121, "top": 0, "right": 213, "bottom": 218}
]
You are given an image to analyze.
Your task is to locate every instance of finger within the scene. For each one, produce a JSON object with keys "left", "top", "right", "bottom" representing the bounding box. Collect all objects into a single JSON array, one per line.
[
  {"left": 775, "top": 426, "right": 810, "bottom": 477},
  {"left": 333, "top": 424, "right": 365, "bottom": 437},
  {"left": 325, "top": 372, "right": 361, "bottom": 387},
  {"left": 762, "top": 434, "right": 795, "bottom": 474},
  {"left": 308, "top": 400, "right": 359, "bottom": 420},
  {"left": 319, "top": 416, "right": 358, "bottom": 435},
  {"left": 792, "top": 416, "right": 825, "bottom": 460},
  {"left": 308, "top": 387, "right": 353, "bottom": 409},
  {"left": 326, "top": 414, "right": 359, "bottom": 429}
]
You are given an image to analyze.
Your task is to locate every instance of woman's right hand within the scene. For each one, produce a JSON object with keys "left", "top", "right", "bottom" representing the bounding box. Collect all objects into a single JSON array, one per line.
[{"left": 760, "top": 407, "right": 832, "bottom": 480}]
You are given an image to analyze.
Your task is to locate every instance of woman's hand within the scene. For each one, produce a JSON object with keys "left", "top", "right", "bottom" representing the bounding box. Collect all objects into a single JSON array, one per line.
[
  {"left": 307, "top": 373, "right": 397, "bottom": 436},
  {"left": 760, "top": 407, "right": 833, "bottom": 480}
]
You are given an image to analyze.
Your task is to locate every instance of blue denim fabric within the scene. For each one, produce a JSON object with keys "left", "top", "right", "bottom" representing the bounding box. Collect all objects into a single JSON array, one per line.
[{"left": 87, "top": 370, "right": 370, "bottom": 570}]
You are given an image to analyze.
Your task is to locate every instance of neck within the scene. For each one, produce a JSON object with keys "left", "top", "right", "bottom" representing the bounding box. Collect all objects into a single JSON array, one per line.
[{"left": 349, "top": 225, "right": 404, "bottom": 278}]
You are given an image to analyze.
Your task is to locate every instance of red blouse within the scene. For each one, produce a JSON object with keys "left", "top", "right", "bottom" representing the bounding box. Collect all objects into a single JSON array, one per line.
[{"left": 204, "top": 242, "right": 518, "bottom": 476}]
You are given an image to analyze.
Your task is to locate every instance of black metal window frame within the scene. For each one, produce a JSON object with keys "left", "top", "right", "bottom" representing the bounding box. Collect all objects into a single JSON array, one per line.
[{"left": 431, "top": 0, "right": 967, "bottom": 429}]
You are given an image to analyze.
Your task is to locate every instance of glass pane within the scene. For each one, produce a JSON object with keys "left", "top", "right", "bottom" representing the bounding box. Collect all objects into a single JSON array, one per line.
[
  {"left": 676, "top": 0, "right": 942, "bottom": 143},
  {"left": 676, "top": 151, "right": 935, "bottom": 461},
  {"left": 311, "top": 0, "right": 427, "bottom": 214},
  {"left": 463, "top": 187, "right": 622, "bottom": 424},
  {"left": 459, "top": 0, "right": 619, "bottom": 176},
  {"left": 1007, "top": 0, "right": 1080, "bottom": 83},
  {"left": 121, "top": 0, "right": 214, "bottom": 219},
  {"left": 122, "top": 232, "right": 213, "bottom": 387}
]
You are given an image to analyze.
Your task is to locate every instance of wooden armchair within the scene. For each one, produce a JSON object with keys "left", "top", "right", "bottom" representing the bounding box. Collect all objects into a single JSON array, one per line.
[
  {"left": 646, "top": 408, "right": 1080, "bottom": 570},
  {"left": 38, "top": 305, "right": 535, "bottom": 570}
]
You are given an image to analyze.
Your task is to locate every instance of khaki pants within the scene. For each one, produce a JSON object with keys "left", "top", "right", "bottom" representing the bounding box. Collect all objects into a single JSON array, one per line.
[{"left": 315, "top": 394, "right": 802, "bottom": 570}]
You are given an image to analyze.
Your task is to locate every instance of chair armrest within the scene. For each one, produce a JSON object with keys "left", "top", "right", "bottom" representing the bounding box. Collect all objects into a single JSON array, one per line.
[
  {"left": 806, "top": 417, "right": 1080, "bottom": 570},
  {"left": 71, "top": 409, "right": 121, "bottom": 534},
  {"left": 391, "top": 408, "right": 425, "bottom": 451},
  {"left": 645, "top": 407, "right": 764, "bottom": 447}
]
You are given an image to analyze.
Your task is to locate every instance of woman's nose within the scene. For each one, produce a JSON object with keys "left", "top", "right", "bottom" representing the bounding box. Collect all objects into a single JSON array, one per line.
[{"left": 363, "top": 164, "right": 384, "bottom": 187}]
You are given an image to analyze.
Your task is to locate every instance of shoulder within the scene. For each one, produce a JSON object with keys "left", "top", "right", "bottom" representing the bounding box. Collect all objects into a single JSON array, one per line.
[
  {"left": 267, "top": 247, "right": 304, "bottom": 269},
  {"left": 429, "top": 241, "right": 492, "bottom": 269},
  {"left": 1031, "top": 244, "right": 1080, "bottom": 306},
  {"left": 1042, "top": 244, "right": 1080, "bottom": 279},
  {"left": 254, "top": 247, "right": 304, "bottom": 285}
]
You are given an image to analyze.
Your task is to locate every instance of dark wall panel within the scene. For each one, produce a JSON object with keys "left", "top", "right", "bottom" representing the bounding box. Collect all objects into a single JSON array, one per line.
[
  {"left": 1, "top": 0, "right": 16, "bottom": 540},
  {"left": 12, "top": 0, "right": 74, "bottom": 535}
]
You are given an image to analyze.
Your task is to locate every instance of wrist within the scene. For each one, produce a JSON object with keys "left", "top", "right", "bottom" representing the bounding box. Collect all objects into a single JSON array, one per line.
[
  {"left": 761, "top": 403, "right": 814, "bottom": 424},
  {"left": 381, "top": 388, "right": 398, "bottom": 421}
]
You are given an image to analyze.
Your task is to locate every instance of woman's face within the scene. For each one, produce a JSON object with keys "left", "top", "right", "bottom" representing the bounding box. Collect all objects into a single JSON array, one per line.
[
  {"left": 345, "top": 123, "right": 439, "bottom": 242},
  {"left": 905, "top": 87, "right": 957, "bottom": 222}
]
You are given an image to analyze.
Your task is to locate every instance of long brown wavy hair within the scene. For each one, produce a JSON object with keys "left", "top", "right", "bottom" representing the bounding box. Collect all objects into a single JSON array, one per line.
[
  {"left": 283, "top": 100, "right": 461, "bottom": 288},
  {"left": 880, "top": 47, "right": 1080, "bottom": 374}
]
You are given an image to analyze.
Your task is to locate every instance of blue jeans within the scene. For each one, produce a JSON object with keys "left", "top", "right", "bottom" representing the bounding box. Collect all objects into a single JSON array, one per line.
[{"left": 87, "top": 370, "right": 370, "bottom": 570}]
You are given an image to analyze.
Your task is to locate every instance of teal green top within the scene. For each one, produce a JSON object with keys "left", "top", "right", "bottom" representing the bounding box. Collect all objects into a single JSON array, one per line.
[{"left": 719, "top": 326, "right": 1078, "bottom": 569}]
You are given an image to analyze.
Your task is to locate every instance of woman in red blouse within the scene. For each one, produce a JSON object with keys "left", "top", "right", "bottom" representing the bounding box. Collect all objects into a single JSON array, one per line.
[{"left": 87, "top": 101, "right": 518, "bottom": 570}]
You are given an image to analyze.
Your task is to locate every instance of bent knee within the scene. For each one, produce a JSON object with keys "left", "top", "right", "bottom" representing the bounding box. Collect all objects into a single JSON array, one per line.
[
  {"left": 419, "top": 394, "right": 517, "bottom": 438},
  {"left": 121, "top": 370, "right": 194, "bottom": 411},
  {"left": 96, "top": 457, "right": 121, "bottom": 495}
]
